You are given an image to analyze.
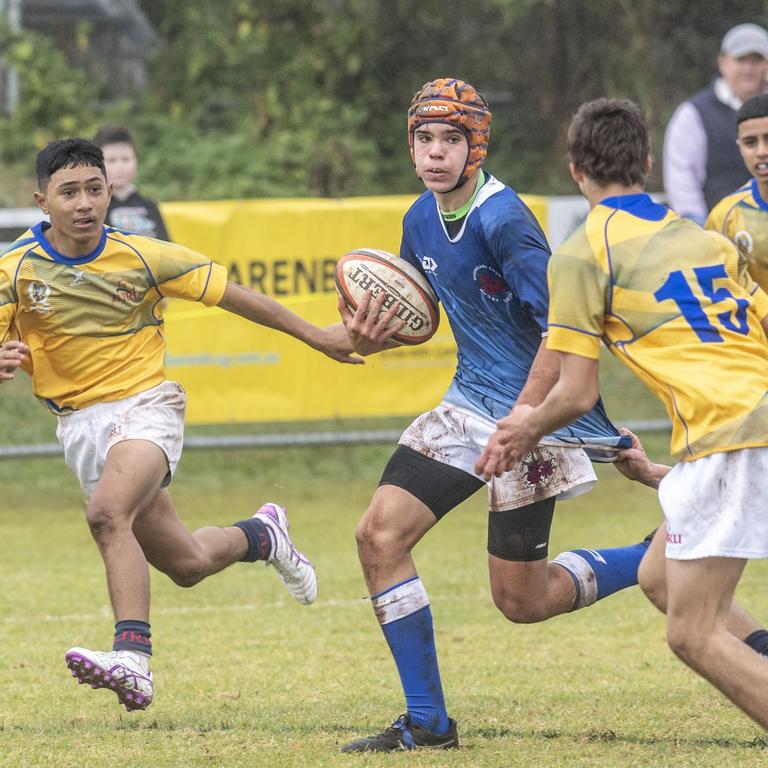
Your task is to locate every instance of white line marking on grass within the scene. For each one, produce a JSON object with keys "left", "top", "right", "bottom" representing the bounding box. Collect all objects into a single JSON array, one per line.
[{"left": 1, "top": 597, "right": 374, "bottom": 625}]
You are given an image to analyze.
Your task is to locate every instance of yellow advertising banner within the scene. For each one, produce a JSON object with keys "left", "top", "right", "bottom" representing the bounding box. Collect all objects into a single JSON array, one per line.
[{"left": 160, "top": 194, "right": 548, "bottom": 424}]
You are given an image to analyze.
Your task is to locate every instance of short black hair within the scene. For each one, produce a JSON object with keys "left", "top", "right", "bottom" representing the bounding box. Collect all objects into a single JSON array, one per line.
[
  {"left": 566, "top": 98, "right": 650, "bottom": 187},
  {"left": 737, "top": 94, "right": 768, "bottom": 126},
  {"left": 36, "top": 138, "right": 107, "bottom": 189},
  {"left": 93, "top": 123, "right": 136, "bottom": 150}
]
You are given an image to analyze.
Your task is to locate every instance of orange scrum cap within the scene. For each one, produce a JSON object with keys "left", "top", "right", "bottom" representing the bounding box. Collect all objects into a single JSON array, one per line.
[{"left": 407, "top": 77, "right": 492, "bottom": 189}]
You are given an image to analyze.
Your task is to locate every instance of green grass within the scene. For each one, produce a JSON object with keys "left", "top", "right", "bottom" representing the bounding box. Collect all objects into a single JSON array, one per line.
[
  {"left": 0, "top": 434, "right": 767, "bottom": 767},
  {"left": 1, "top": 360, "right": 764, "bottom": 766}
]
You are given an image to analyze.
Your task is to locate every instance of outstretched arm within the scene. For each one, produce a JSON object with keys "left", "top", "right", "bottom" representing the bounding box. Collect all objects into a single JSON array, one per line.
[
  {"left": 0, "top": 341, "right": 29, "bottom": 381},
  {"left": 217, "top": 282, "right": 363, "bottom": 365}
]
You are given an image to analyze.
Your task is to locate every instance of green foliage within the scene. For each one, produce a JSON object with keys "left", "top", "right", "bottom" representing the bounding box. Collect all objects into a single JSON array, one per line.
[
  {"left": 0, "top": 22, "right": 96, "bottom": 163},
  {"left": 1, "top": 0, "right": 768, "bottom": 202}
]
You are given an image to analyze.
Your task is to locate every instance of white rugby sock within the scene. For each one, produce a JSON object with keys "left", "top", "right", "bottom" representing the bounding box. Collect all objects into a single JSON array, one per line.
[
  {"left": 552, "top": 551, "right": 597, "bottom": 609},
  {"left": 371, "top": 577, "right": 430, "bottom": 625}
]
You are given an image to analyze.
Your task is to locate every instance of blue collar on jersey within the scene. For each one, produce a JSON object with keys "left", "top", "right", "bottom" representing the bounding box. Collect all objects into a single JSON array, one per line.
[
  {"left": 751, "top": 179, "right": 768, "bottom": 212},
  {"left": 32, "top": 221, "right": 107, "bottom": 264},
  {"left": 598, "top": 193, "right": 669, "bottom": 221}
]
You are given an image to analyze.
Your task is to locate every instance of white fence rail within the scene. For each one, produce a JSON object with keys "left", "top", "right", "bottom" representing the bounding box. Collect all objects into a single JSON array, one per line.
[
  {"left": 0, "top": 420, "right": 672, "bottom": 460},
  {"left": 0, "top": 208, "right": 44, "bottom": 249}
]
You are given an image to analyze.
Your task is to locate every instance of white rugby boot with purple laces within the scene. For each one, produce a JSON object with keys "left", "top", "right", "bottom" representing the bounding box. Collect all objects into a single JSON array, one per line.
[
  {"left": 65, "top": 647, "right": 153, "bottom": 711},
  {"left": 253, "top": 503, "right": 318, "bottom": 605}
]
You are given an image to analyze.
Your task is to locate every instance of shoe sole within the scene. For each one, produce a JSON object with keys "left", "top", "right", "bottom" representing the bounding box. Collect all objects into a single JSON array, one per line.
[{"left": 65, "top": 651, "right": 152, "bottom": 712}]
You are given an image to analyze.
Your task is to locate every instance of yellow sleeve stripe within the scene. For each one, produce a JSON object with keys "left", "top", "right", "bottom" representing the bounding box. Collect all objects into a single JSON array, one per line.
[{"left": 546, "top": 325, "right": 601, "bottom": 359}]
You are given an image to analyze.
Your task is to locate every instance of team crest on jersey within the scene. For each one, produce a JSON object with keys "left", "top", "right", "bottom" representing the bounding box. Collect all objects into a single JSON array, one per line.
[
  {"left": 518, "top": 447, "right": 558, "bottom": 490},
  {"left": 734, "top": 230, "right": 754, "bottom": 258},
  {"left": 27, "top": 280, "right": 52, "bottom": 314},
  {"left": 473, "top": 265, "right": 510, "bottom": 302}
]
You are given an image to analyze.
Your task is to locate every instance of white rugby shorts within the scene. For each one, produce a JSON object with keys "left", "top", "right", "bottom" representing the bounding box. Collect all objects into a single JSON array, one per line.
[
  {"left": 398, "top": 402, "right": 596, "bottom": 511},
  {"left": 659, "top": 446, "right": 768, "bottom": 560},
  {"left": 55, "top": 381, "right": 186, "bottom": 498}
]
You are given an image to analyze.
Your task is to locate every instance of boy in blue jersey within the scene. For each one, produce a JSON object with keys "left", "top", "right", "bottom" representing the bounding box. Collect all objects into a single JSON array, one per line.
[
  {"left": 337, "top": 78, "right": 650, "bottom": 752},
  {"left": 477, "top": 98, "right": 768, "bottom": 730}
]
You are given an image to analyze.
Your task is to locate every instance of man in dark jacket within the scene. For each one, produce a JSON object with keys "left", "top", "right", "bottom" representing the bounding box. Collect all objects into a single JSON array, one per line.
[{"left": 663, "top": 23, "right": 768, "bottom": 224}]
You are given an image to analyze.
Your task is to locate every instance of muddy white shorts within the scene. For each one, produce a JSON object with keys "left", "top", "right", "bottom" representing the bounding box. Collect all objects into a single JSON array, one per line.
[
  {"left": 398, "top": 401, "right": 597, "bottom": 511},
  {"left": 55, "top": 381, "right": 186, "bottom": 499},
  {"left": 659, "top": 446, "right": 768, "bottom": 560}
]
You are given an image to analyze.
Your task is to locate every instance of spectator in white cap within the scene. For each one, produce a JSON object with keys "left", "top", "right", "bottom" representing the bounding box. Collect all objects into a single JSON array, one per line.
[{"left": 663, "top": 22, "right": 768, "bottom": 224}]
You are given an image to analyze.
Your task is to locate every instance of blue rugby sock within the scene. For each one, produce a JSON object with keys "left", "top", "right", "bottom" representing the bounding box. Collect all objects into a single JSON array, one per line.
[
  {"left": 553, "top": 540, "right": 649, "bottom": 609},
  {"left": 372, "top": 577, "right": 450, "bottom": 735}
]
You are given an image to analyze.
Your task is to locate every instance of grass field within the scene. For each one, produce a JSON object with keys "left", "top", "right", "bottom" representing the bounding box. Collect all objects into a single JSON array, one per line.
[{"left": 1, "top": 365, "right": 767, "bottom": 767}]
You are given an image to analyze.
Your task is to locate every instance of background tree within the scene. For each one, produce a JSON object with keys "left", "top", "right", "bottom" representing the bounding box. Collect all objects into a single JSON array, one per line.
[{"left": 1, "top": 0, "right": 766, "bottom": 204}]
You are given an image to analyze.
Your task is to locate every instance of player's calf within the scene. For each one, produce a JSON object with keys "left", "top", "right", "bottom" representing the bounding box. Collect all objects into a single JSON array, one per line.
[
  {"left": 162, "top": 556, "right": 207, "bottom": 588},
  {"left": 488, "top": 499, "right": 651, "bottom": 620},
  {"left": 490, "top": 560, "right": 575, "bottom": 623},
  {"left": 637, "top": 528, "right": 667, "bottom": 611}
]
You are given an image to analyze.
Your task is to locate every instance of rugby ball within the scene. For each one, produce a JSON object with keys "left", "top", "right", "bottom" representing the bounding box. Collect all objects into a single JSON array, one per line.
[{"left": 335, "top": 248, "right": 439, "bottom": 345}]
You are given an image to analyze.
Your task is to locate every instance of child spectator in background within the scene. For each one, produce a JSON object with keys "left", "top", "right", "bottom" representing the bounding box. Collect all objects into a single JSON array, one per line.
[{"left": 94, "top": 124, "right": 171, "bottom": 241}]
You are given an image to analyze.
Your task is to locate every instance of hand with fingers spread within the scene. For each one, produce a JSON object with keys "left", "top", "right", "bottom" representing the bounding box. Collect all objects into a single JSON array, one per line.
[
  {"left": 337, "top": 289, "right": 407, "bottom": 356},
  {"left": 0, "top": 341, "right": 29, "bottom": 382},
  {"left": 474, "top": 404, "right": 540, "bottom": 480}
]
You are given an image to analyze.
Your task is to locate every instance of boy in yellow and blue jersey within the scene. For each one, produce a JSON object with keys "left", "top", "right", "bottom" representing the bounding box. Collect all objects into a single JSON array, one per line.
[
  {"left": 706, "top": 93, "right": 768, "bottom": 289},
  {"left": 0, "top": 139, "right": 360, "bottom": 712},
  {"left": 476, "top": 98, "right": 768, "bottom": 730}
]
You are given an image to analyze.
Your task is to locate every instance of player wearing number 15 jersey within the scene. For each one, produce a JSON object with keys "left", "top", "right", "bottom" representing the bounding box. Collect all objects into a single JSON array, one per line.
[
  {"left": 477, "top": 98, "right": 768, "bottom": 731},
  {"left": 549, "top": 195, "right": 768, "bottom": 462}
]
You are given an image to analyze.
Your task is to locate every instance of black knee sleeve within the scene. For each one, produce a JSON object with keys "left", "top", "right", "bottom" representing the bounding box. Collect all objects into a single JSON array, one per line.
[{"left": 487, "top": 497, "right": 556, "bottom": 561}]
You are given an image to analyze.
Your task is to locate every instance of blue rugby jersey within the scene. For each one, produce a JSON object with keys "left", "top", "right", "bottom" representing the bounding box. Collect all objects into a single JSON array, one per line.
[{"left": 400, "top": 173, "right": 627, "bottom": 458}]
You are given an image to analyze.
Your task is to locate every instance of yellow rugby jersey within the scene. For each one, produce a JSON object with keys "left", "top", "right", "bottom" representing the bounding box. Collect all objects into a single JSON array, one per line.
[
  {"left": 706, "top": 179, "right": 768, "bottom": 290},
  {"left": 0, "top": 223, "right": 227, "bottom": 413},
  {"left": 547, "top": 194, "right": 768, "bottom": 462}
]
